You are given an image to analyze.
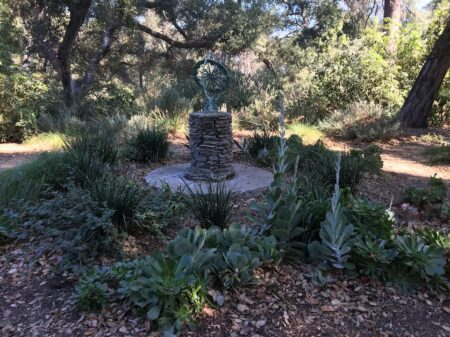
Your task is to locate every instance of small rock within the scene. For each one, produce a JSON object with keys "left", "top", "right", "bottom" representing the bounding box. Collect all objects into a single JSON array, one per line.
[
  {"left": 331, "top": 299, "right": 341, "bottom": 306},
  {"left": 7, "top": 268, "right": 17, "bottom": 275},
  {"left": 119, "top": 326, "right": 128, "bottom": 333},
  {"left": 255, "top": 320, "right": 266, "bottom": 329}
]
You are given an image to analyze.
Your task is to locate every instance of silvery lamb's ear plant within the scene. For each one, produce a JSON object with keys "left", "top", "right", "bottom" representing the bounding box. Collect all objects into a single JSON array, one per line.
[
  {"left": 308, "top": 154, "right": 355, "bottom": 270},
  {"left": 250, "top": 104, "right": 308, "bottom": 261}
]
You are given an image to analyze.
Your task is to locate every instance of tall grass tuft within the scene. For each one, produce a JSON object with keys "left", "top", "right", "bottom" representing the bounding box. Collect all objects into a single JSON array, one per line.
[
  {"left": 87, "top": 174, "right": 143, "bottom": 229},
  {"left": 125, "top": 126, "right": 169, "bottom": 163},
  {"left": 183, "top": 181, "right": 236, "bottom": 228}
]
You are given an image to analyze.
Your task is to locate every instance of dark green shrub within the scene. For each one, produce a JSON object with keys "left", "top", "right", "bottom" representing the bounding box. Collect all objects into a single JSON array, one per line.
[
  {"left": 346, "top": 197, "right": 395, "bottom": 240},
  {"left": 87, "top": 174, "right": 142, "bottom": 229},
  {"left": 240, "top": 130, "right": 280, "bottom": 162},
  {"left": 134, "top": 188, "right": 186, "bottom": 234},
  {"left": 74, "top": 269, "right": 110, "bottom": 312},
  {"left": 183, "top": 181, "right": 236, "bottom": 228},
  {"left": 125, "top": 126, "right": 169, "bottom": 163},
  {"left": 20, "top": 187, "right": 124, "bottom": 268}
]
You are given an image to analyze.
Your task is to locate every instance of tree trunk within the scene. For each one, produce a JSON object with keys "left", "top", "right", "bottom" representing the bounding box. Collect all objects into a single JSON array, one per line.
[
  {"left": 384, "top": 0, "right": 402, "bottom": 53},
  {"left": 384, "top": 0, "right": 402, "bottom": 22},
  {"left": 398, "top": 19, "right": 450, "bottom": 127}
]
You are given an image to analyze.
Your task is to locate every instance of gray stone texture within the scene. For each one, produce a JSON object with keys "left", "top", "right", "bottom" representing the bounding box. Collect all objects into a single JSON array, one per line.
[{"left": 185, "top": 111, "right": 234, "bottom": 181}]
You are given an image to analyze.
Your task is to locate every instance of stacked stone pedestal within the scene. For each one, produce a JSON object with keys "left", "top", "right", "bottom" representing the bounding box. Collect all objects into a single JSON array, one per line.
[{"left": 185, "top": 111, "right": 234, "bottom": 181}]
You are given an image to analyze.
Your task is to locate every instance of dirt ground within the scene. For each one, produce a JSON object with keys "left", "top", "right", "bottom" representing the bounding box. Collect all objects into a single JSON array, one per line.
[{"left": 1, "top": 128, "right": 449, "bottom": 337}]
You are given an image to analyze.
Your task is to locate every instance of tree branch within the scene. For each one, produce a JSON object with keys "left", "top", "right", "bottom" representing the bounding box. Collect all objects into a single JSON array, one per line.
[
  {"left": 81, "top": 23, "right": 120, "bottom": 94},
  {"left": 134, "top": 22, "right": 219, "bottom": 48}
]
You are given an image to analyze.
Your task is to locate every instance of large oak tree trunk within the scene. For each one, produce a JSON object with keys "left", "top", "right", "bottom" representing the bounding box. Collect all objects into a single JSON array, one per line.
[{"left": 398, "top": 19, "right": 450, "bottom": 127}]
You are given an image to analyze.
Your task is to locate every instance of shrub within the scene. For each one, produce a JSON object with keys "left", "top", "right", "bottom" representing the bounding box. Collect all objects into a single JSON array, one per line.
[
  {"left": 20, "top": 187, "right": 124, "bottom": 268},
  {"left": 239, "top": 130, "right": 279, "bottom": 163},
  {"left": 0, "top": 151, "right": 69, "bottom": 205},
  {"left": 346, "top": 197, "right": 395, "bottom": 240},
  {"left": 319, "top": 101, "right": 400, "bottom": 141},
  {"left": 423, "top": 145, "right": 450, "bottom": 165},
  {"left": 125, "top": 126, "right": 169, "bottom": 163},
  {"left": 74, "top": 269, "right": 110, "bottom": 312},
  {"left": 183, "top": 181, "right": 236, "bottom": 229},
  {"left": 87, "top": 174, "right": 143, "bottom": 229},
  {"left": 403, "top": 175, "right": 447, "bottom": 207}
]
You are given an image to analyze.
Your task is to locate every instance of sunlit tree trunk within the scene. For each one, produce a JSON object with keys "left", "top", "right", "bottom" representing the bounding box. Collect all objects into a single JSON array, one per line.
[
  {"left": 384, "top": 0, "right": 402, "bottom": 53},
  {"left": 398, "top": 18, "right": 450, "bottom": 127}
]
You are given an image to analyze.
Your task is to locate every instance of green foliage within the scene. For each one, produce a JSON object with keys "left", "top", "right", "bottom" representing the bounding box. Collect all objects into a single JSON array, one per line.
[
  {"left": 125, "top": 126, "right": 169, "bottom": 163},
  {"left": 117, "top": 252, "right": 206, "bottom": 337},
  {"left": 395, "top": 235, "right": 446, "bottom": 281},
  {"left": 183, "top": 181, "right": 236, "bottom": 229},
  {"left": 353, "top": 238, "right": 395, "bottom": 278},
  {"left": 64, "top": 124, "right": 119, "bottom": 165},
  {"left": 403, "top": 175, "right": 447, "bottom": 207},
  {"left": 74, "top": 269, "right": 110, "bottom": 312},
  {"left": 87, "top": 174, "right": 143, "bottom": 229},
  {"left": 134, "top": 188, "right": 186, "bottom": 234},
  {"left": 319, "top": 101, "right": 400, "bottom": 141},
  {"left": 20, "top": 187, "right": 124, "bottom": 268},
  {"left": 215, "top": 245, "right": 261, "bottom": 288},
  {"left": 308, "top": 155, "right": 355, "bottom": 270},
  {"left": 346, "top": 197, "right": 395, "bottom": 240},
  {"left": 240, "top": 130, "right": 279, "bottom": 163},
  {"left": 242, "top": 131, "right": 382, "bottom": 191},
  {"left": 0, "top": 151, "right": 69, "bottom": 205},
  {"left": 417, "top": 228, "right": 450, "bottom": 252},
  {"left": 423, "top": 145, "right": 450, "bottom": 165}
]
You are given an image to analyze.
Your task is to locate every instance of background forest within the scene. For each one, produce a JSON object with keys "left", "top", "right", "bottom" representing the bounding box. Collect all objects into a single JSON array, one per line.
[{"left": 0, "top": 0, "right": 449, "bottom": 143}]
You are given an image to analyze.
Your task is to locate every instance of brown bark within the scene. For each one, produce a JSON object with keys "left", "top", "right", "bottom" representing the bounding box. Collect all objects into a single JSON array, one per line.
[
  {"left": 57, "top": 0, "right": 92, "bottom": 105},
  {"left": 383, "top": 0, "right": 402, "bottom": 22},
  {"left": 398, "top": 19, "right": 450, "bottom": 128},
  {"left": 384, "top": 0, "right": 402, "bottom": 53}
]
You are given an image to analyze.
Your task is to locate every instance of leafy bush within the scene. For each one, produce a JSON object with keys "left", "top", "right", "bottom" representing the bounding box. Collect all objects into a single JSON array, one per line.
[
  {"left": 319, "top": 101, "right": 400, "bottom": 141},
  {"left": 0, "top": 151, "right": 69, "bottom": 205},
  {"left": 74, "top": 269, "right": 110, "bottom": 312},
  {"left": 87, "top": 174, "right": 143, "bottom": 229},
  {"left": 125, "top": 126, "right": 169, "bottom": 163},
  {"left": 19, "top": 187, "right": 124, "bottom": 268},
  {"left": 403, "top": 175, "right": 447, "bottom": 207},
  {"left": 183, "top": 181, "right": 236, "bottom": 229},
  {"left": 346, "top": 197, "right": 395, "bottom": 240}
]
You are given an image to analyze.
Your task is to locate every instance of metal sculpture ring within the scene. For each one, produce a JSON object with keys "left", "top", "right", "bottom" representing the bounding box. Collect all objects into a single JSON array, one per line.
[{"left": 193, "top": 58, "right": 230, "bottom": 97}]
